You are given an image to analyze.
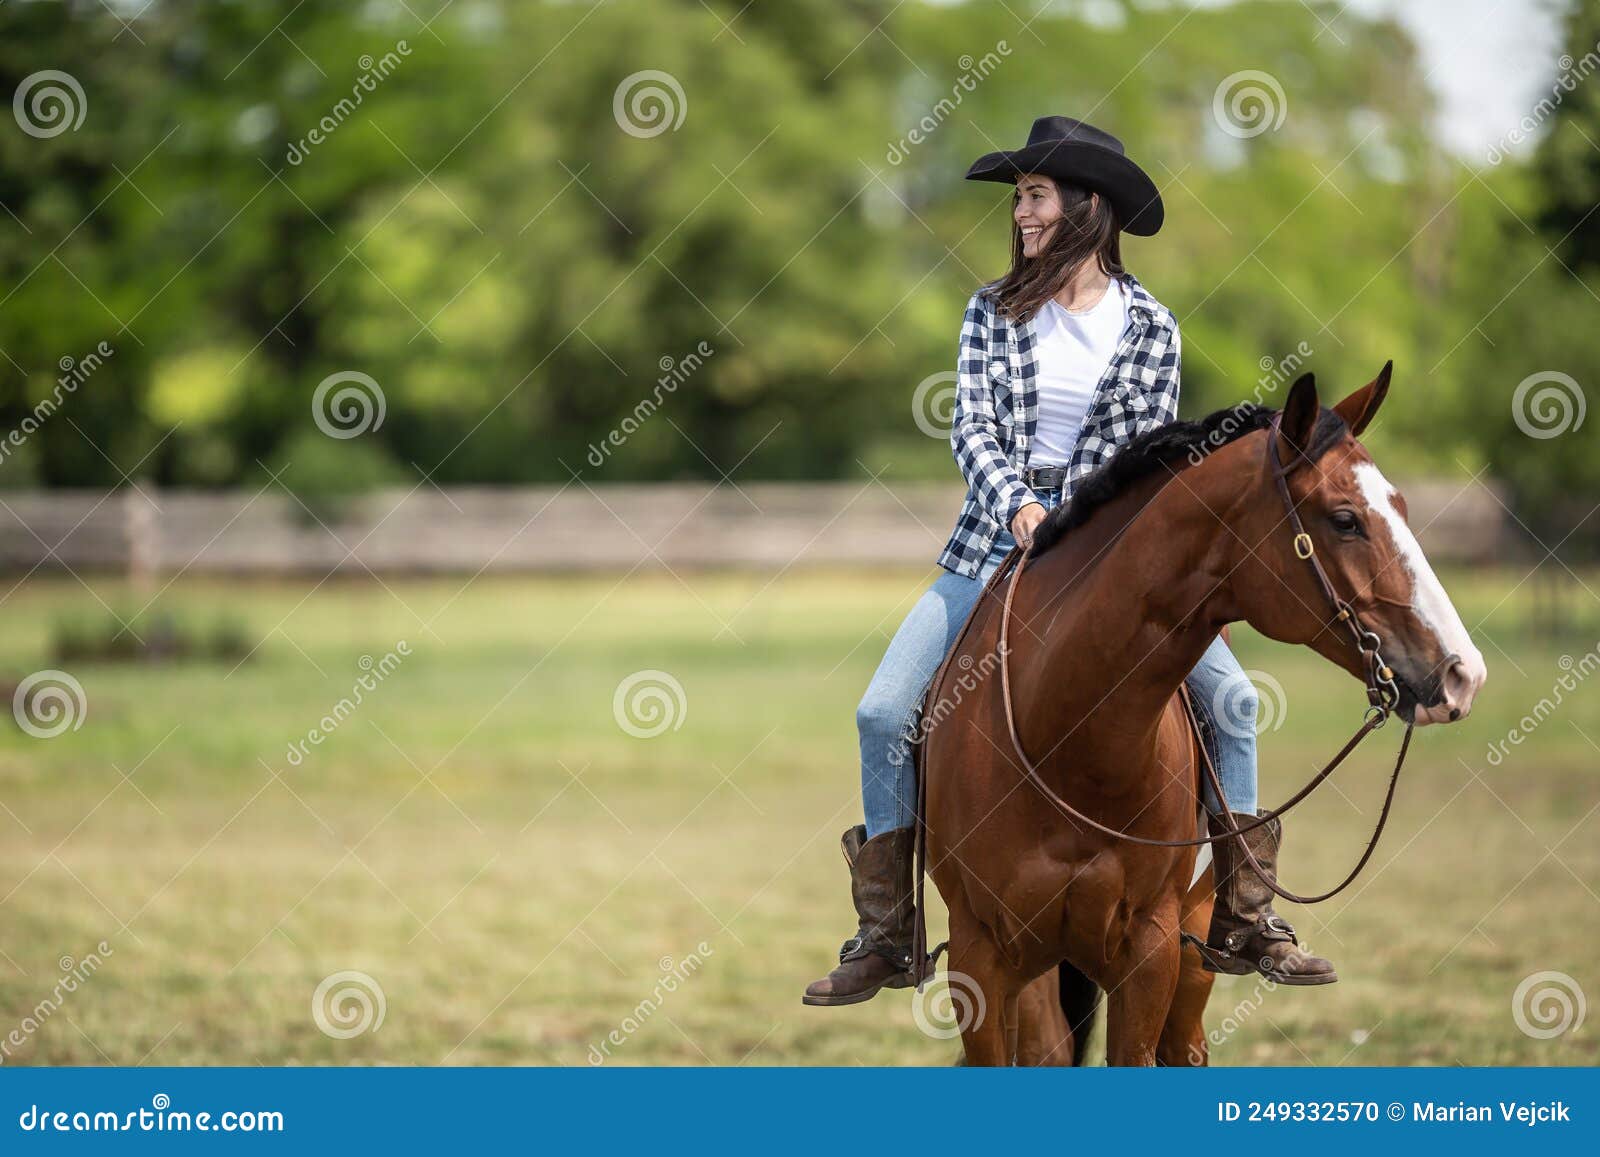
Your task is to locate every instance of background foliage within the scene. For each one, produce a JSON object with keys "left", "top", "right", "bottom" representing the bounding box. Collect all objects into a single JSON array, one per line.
[{"left": 0, "top": 0, "right": 1594, "bottom": 537}]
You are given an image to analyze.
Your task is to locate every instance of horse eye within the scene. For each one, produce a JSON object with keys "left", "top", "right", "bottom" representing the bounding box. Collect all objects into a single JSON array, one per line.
[{"left": 1330, "top": 510, "right": 1362, "bottom": 536}]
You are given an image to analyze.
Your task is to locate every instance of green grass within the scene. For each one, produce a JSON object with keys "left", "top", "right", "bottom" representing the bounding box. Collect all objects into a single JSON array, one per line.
[{"left": 0, "top": 564, "right": 1595, "bottom": 1066}]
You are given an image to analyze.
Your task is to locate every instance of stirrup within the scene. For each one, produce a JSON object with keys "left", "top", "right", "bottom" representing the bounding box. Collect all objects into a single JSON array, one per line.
[
  {"left": 911, "top": 939, "right": 949, "bottom": 990},
  {"left": 1180, "top": 930, "right": 1243, "bottom": 974}
]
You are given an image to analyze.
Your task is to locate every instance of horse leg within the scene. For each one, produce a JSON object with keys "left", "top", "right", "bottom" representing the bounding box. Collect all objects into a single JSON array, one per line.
[
  {"left": 1014, "top": 968, "right": 1073, "bottom": 1066},
  {"left": 1103, "top": 903, "right": 1183, "bottom": 1067},
  {"left": 1157, "top": 882, "right": 1216, "bottom": 1066},
  {"left": 948, "top": 901, "right": 1025, "bottom": 1066}
]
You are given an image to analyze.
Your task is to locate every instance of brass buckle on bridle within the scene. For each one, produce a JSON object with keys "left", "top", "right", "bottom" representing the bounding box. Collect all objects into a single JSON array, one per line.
[
  {"left": 1374, "top": 672, "right": 1401, "bottom": 710},
  {"left": 1293, "top": 532, "right": 1315, "bottom": 559}
]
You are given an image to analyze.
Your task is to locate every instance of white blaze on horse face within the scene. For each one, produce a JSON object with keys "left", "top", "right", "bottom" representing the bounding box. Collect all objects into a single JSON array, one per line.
[{"left": 1352, "top": 462, "right": 1487, "bottom": 725}]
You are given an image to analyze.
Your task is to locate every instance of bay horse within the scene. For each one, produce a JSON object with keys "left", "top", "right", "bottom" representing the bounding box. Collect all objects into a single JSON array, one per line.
[{"left": 920, "top": 366, "right": 1487, "bottom": 1066}]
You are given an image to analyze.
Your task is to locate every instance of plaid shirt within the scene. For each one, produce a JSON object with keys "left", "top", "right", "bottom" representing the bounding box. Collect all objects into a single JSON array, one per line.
[{"left": 937, "top": 272, "right": 1182, "bottom": 577}]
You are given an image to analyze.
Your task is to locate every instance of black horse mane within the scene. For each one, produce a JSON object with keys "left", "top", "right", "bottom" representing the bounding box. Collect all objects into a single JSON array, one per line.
[{"left": 1027, "top": 401, "right": 1349, "bottom": 557}]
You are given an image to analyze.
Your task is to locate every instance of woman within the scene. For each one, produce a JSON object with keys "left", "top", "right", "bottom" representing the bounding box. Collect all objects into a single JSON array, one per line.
[{"left": 802, "top": 117, "right": 1336, "bottom": 1008}]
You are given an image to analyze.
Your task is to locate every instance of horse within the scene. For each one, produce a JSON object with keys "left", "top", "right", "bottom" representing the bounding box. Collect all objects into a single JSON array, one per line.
[{"left": 919, "top": 365, "right": 1487, "bottom": 1066}]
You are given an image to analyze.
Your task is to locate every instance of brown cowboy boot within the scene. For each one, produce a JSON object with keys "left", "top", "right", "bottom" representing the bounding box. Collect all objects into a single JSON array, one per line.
[
  {"left": 802, "top": 825, "right": 916, "bottom": 1006},
  {"left": 1196, "top": 810, "right": 1338, "bottom": 986}
]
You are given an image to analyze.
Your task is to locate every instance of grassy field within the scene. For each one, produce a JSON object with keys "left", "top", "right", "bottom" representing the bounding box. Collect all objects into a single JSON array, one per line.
[{"left": 0, "top": 563, "right": 1595, "bottom": 1067}]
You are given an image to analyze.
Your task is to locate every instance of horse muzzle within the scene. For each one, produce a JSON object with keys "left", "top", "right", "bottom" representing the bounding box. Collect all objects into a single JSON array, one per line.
[{"left": 1397, "top": 646, "right": 1486, "bottom": 727}]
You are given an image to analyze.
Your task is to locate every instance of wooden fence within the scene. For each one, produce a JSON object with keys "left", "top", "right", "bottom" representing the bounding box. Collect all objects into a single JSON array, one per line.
[{"left": 0, "top": 478, "right": 1511, "bottom": 576}]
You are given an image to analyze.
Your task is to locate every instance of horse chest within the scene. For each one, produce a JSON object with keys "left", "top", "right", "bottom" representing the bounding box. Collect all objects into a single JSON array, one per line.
[{"left": 979, "top": 843, "right": 1183, "bottom": 975}]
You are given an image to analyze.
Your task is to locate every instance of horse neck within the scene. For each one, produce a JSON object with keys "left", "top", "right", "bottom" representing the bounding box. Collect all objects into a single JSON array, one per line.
[{"left": 1011, "top": 451, "right": 1250, "bottom": 768}]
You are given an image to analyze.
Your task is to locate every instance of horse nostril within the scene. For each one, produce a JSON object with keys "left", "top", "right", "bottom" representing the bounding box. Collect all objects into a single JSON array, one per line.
[{"left": 1437, "top": 653, "right": 1484, "bottom": 722}]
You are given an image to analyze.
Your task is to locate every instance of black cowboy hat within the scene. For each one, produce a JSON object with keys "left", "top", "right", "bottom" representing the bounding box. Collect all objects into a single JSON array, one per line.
[{"left": 965, "top": 115, "right": 1164, "bottom": 236}]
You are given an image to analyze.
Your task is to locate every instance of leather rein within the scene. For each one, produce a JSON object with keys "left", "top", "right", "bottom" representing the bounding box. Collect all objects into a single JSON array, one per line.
[{"left": 910, "top": 415, "right": 1419, "bottom": 983}]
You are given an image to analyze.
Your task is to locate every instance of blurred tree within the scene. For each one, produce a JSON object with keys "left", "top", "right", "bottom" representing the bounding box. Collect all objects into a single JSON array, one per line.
[
  {"left": 0, "top": 0, "right": 1589, "bottom": 544},
  {"left": 1447, "top": 0, "right": 1600, "bottom": 556},
  {"left": 0, "top": 0, "right": 163, "bottom": 486},
  {"left": 1536, "top": 0, "right": 1600, "bottom": 272}
]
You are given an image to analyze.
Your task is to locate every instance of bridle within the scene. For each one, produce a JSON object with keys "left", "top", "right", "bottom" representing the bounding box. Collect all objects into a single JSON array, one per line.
[
  {"left": 1263, "top": 412, "right": 1406, "bottom": 722},
  {"left": 911, "top": 413, "right": 1423, "bottom": 981}
]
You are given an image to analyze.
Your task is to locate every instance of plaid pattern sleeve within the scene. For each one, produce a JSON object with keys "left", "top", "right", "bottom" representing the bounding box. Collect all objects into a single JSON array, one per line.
[
  {"left": 1145, "top": 319, "right": 1181, "bottom": 429},
  {"left": 945, "top": 291, "right": 1036, "bottom": 568},
  {"left": 935, "top": 276, "right": 1181, "bottom": 578}
]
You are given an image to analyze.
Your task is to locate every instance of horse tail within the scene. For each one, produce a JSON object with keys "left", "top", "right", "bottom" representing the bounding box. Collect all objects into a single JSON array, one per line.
[{"left": 1057, "top": 960, "right": 1101, "bottom": 1066}]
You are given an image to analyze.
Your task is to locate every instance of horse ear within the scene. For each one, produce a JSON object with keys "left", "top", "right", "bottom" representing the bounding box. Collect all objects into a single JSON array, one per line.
[
  {"left": 1277, "top": 372, "right": 1320, "bottom": 465},
  {"left": 1332, "top": 360, "right": 1392, "bottom": 437}
]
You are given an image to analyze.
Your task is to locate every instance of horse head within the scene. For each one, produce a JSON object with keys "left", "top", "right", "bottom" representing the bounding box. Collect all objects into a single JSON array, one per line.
[{"left": 1228, "top": 363, "right": 1487, "bottom": 727}]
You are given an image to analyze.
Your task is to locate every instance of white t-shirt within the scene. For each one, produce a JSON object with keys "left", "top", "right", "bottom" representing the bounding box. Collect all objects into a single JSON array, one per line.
[{"left": 1026, "top": 279, "right": 1130, "bottom": 466}]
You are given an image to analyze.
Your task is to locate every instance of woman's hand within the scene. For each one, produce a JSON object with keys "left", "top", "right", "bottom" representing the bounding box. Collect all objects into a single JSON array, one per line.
[{"left": 1010, "top": 501, "right": 1047, "bottom": 549}]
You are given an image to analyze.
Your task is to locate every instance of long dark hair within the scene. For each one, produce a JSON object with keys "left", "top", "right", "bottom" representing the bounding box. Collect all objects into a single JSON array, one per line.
[{"left": 985, "top": 177, "right": 1124, "bottom": 324}]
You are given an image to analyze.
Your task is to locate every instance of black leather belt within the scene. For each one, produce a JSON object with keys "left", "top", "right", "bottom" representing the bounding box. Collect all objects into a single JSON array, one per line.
[{"left": 1023, "top": 465, "right": 1068, "bottom": 490}]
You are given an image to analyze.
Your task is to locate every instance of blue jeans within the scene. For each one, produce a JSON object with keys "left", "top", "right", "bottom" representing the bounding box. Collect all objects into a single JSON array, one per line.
[{"left": 858, "top": 488, "right": 1258, "bottom": 836}]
